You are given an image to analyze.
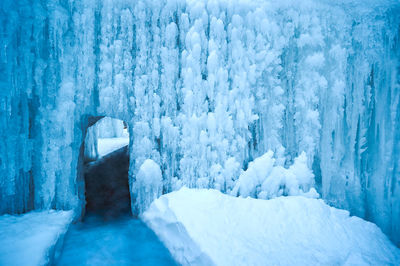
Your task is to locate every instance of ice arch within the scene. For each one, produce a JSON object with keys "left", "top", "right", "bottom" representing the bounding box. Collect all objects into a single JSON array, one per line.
[{"left": 0, "top": 0, "right": 399, "bottom": 244}]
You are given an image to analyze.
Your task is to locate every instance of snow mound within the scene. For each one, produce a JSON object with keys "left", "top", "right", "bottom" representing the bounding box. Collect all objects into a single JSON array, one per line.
[
  {"left": 143, "top": 188, "right": 400, "bottom": 266},
  {"left": 0, "top": 210, "right": 73, "bottom": 266}
]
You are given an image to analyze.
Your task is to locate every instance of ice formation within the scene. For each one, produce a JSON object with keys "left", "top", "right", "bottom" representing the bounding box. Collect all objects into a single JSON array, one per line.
[
  {"left": 133, "top": 159, "right": 163, "bottom": 214},
  {"left": 231, "top": 150, "right": 319, "bottom": 199},
  {"left": 0, "top": 0, "right": 399, "bottom": 244}
]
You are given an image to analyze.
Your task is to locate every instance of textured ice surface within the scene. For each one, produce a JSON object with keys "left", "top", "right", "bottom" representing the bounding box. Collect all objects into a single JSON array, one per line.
[
  {"left": 133, "top": 159, "right": 163, "bottom": 214},
  {"left": 0, "top": 211, "right": 73, "bottom": 266},
  {"left": 143, "top": 188, "right": 400, "bottom": 266},
  {"left": 231, "top": 150, "right": 319, "bottom": 199},
  {"left": 0, "top": 0, "right": 399, "bottom": 244}
]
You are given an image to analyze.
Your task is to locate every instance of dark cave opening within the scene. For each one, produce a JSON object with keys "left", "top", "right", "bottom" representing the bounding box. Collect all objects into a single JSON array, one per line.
[{"left": 83, "top": 117, "right": 131, "bottom": 219}]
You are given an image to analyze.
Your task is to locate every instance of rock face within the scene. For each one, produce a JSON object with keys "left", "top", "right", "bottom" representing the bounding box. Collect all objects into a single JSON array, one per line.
[
  {"left": 0, "top": 0, "right": 399, "bottom": 244},
  {"left": 85, "top": 146, "right": 131, "bottom": 219}
]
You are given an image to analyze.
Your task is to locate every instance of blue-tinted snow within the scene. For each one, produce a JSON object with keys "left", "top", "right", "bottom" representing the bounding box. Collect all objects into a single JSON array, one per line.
[
  {"left": 144, "top": 188, "right": 400, "bottom": 265},
  {"left": 0, "top": 211, "right": 73, "bottom": 266},
  {"left": 56, "top": 214, "right": 176, "bottom": 266}
]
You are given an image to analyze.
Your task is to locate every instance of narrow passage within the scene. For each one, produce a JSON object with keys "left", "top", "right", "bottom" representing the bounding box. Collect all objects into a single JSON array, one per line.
[
  {"left": 56, "top": 146, "right": 175, "bottom": 265},
  {"left": 56, "top": 214, "right": 176, "bottom": 266}
]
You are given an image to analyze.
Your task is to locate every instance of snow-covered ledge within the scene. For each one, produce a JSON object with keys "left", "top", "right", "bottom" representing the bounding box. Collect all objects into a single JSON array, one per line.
[
  {"left": 0, "top": 211, "right": 73, "bottom": 266},
  {"left": 143, "top": 188, "right": 400, "bottom": 266}
]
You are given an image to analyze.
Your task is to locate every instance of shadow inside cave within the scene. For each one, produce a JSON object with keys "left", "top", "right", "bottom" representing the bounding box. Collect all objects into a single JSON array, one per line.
[{"left": 84, "top": 145, "right": 131, "bottom": 220}]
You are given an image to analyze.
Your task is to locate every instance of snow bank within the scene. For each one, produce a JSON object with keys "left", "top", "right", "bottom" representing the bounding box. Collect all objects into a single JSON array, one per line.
[
  {"left": 0, "top": 210, "right": 73, "bottom": 266},
  {"left": 143, "top": 188, "right": 400, "bottom": 266},
  {"left": 133, "top": 159, "right": 163, "bottom": 214}
]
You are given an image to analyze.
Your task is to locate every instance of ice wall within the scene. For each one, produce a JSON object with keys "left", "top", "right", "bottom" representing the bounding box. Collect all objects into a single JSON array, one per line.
[
  {"left": 96, "top": 117, "right": 126, "bottom": 138},
  {"left": 0, "top": 0, "right": 399, "bottom": 244}
]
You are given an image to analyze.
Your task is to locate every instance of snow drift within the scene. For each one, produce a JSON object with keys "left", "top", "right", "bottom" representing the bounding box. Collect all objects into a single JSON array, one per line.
[
  {"left": 143, "top": 188, "right": 400, "bottom": 266},
  {"left": 0, "top": 211, "right": 73, "bottom": 266}
]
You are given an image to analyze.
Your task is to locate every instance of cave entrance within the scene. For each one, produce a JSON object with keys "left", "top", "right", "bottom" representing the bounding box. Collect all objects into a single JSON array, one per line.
[{"left": 82, "top": 117, "right": 131, "bottom": 219}]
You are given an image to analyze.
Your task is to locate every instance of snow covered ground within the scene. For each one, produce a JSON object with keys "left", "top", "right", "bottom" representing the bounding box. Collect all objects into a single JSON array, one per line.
[
  {"left": 97, "top": 137, "right": 129, "bottom": 158},
  {"left": 0, "top": 211, "right": 73, "bottom": 266},
  {"left": 56, "top": 214, "right": 176, "bottom": 266},
  {"left": 96, "top": 127, "right": 130, "bottom": 158},
  {"left": 143, "top": 188, "right": 400, "bottom": 266}
]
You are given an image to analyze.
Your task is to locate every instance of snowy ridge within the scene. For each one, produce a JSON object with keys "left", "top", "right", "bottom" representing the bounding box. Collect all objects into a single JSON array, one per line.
[
  {"left": 143, "top": 188, "right": 400, "bottom": 266},
  {"left": 0, "top": 211, "right": 73, "bottom": 266},
  {"left": 143, "top": 196, "right": 214, "bottom": 265},
  {"left": 0, "top": 0, "right": 399, "bottom": 244}
]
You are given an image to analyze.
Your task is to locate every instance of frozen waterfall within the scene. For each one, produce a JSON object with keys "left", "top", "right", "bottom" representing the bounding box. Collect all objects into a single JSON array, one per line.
[{"left": 0, "top": 0, "right": 399, "bottom": 245}]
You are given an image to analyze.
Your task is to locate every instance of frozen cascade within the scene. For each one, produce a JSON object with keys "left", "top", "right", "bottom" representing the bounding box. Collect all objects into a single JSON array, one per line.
[{"left": 0, "top": 0, "right": 399, "bottom": 245}]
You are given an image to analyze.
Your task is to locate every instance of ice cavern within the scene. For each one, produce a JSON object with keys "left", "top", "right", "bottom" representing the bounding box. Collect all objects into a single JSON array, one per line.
[{"left": 1, "top": 0, "right": 400, "bottom": 265}]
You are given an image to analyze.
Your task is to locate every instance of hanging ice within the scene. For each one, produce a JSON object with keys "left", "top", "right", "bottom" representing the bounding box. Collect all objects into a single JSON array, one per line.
[
  {"left": 133, "top": 159, "right": 163, "bottom": 214},
  {"left": 0, "top": 0, "right": 399, "bottom": 245},
  {"left": 231, "top": 151, "right": 318, "bottom": 200}
]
